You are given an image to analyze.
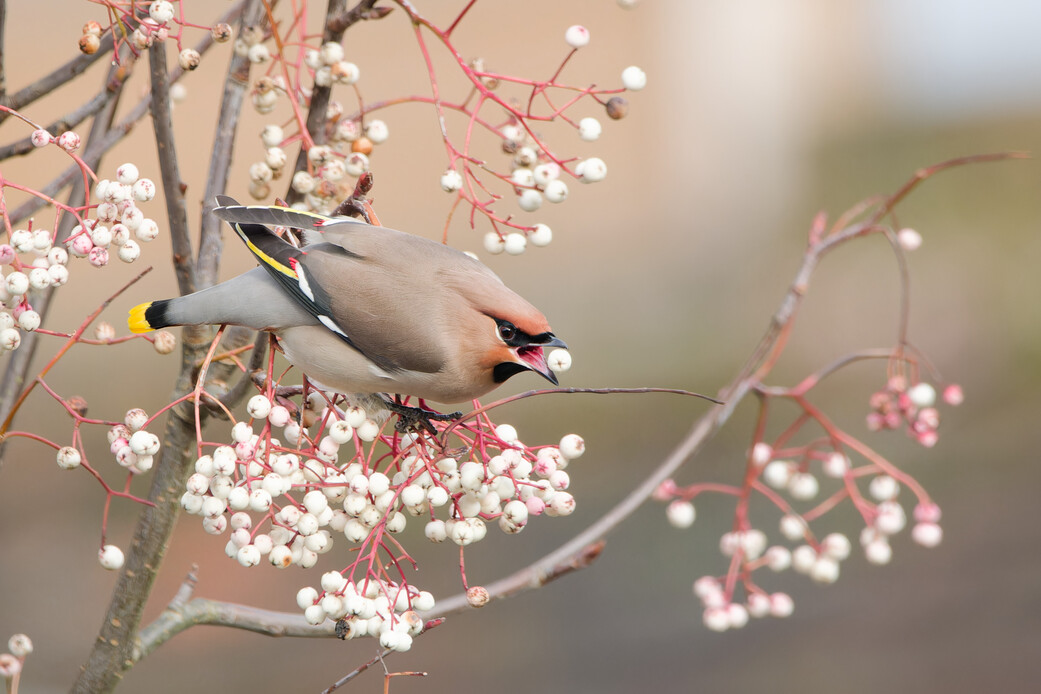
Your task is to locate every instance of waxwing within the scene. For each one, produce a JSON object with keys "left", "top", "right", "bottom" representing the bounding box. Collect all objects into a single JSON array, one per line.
[{"left": 127, "top": 197, "right": 566, "bottom": 405}]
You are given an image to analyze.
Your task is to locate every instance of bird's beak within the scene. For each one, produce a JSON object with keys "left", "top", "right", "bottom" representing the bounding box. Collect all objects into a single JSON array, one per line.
[
  {"left": 516, "top": 334, "right": 567, "bottom": 386},
  {"left": 541, "top": 335, "right": 567, "bottom": 349}
]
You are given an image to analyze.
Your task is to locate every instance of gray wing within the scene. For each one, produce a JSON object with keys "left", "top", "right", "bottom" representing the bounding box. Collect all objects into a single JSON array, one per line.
[{"left": 213, "top": 196, "right": 365, "bottom": 234}]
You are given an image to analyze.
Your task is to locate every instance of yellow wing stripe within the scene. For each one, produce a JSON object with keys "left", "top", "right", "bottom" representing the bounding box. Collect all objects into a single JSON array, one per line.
[
  {"left": 243, "top": 204, "right": 330, "bottom": 221},
  {"left": 127, "top": 302, "right": 154, "bottom": 333},
  {"left": 234, "top": 223, "right": 299, "bottom": 280}
]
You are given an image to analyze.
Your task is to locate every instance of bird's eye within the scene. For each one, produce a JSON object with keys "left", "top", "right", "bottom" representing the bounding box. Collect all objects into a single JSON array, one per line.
[{"left": 498, "top": 321, "right": 516, "bottom": 342}]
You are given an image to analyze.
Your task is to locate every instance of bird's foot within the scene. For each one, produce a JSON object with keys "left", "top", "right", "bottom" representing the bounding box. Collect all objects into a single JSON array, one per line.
[{"left": 382, "top": 399, "right": 462, "bottom": 435}]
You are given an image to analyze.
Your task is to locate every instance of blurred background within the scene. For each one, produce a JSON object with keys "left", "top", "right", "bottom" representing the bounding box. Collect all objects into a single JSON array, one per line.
[{"left": 1, "top": 1, "right": 1039, "bottom": 692}]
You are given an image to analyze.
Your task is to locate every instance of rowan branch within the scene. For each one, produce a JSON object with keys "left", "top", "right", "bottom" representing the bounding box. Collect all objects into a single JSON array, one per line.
[
  {"left": 6, "top": 3, "right": 243, "bottom": 227},
  {"left": 114, "top": 157, "right": 1015, "bottom": 652},
  {"left": 0, "top": 39, "right": 131, "bottom": 464},
  {"left": 284, "top": 0, "right": 350, "bottom": 205},
  {"left": 0, "top": 32, "right": 115, "bottom": 116},
  {"left": 197, "top": 0, "right": 263, "bottom": 285},
  {"left": 0, "top": 89, "right": 113, "bottom": 161},
  {"left": 148, "top": 41, "right": 196, "bottom": 295}
]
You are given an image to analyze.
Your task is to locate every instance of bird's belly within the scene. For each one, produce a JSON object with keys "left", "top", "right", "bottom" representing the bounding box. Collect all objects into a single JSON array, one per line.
[{"left": 276, "top": 326, "right": 494, "bottom": 404}]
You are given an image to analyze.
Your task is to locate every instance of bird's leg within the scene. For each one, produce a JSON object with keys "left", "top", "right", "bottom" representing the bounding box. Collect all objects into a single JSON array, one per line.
[{"left": 380, "top": 397, "right": 463, "bottom": 435}]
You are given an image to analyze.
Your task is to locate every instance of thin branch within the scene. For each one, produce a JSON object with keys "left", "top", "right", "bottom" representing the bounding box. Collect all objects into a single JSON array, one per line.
[
  {"left": 0, "top": 40, "right": 131, "bottom": 464},
  {"left": 136, "top": 596, "right": 335, "bottom": 660},
  {"left": 0, "top": 0, "right": 7, "bottom": 101},
  {"left": 327, "top": 0, "right": 387, "bottom": 34},
  {"left": 441, "top": 387, "right": 722, "bottom": 441},
  {"left": 87, "top": 155, "right": 1008, "bottom": 655},
  {"left": 0, "top": 267, "right": 152, "bottom": 440},
  {"left": 72, "top": 315, "right": 227, "bottom": 692},
  {"left": 0, "top": 32, "right": 115, "bottom": 116},
  {"left": 284, "top": 0, "right": 350, "bottom": 205},
  {"left": 321, "top": 620, "right": 444, "bottom": 694},
  {"left": 215, "top": 330, "right": 269, "bottom": 410},
  {"left": 5, "top": 4, "right": 243, "bottom": 227},
  {"left": 148, "top": 41, "right": 195, "bottom": 295},
  {"left": 136, "top": 569, "right": 446, "bottom": 689},
  {"left": 168, "top": 565, "right": 200, "bottom": 612},
  {"left": 0, "top": 89, "right": 113, "bottom": 161},
  {"left": 197, "top": 0, "right": 263, "bottom": 286},
  {"left": 429, "top": 154, "right": 1018, "bottom": 617}
]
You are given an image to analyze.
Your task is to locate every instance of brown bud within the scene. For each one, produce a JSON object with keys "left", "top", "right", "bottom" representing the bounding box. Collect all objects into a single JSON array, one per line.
[
  {"left": 351, "top": 137, "right": 373, "bottom": 156},
  {"left": 362, "top": 6, "right": 394, "bottom": 20},
  {"left": 83, "top": 21, "right": 103, "bottom": 37},
  {"left": 334, "top": 617, "right": 352, "bottom": 639},
  {"left": 254, "top": 76, "right": 275, "bottom": 94},
  {"left": 466, "top": 585, "right": 490, "bottom": 608},
  {"left": 354, "top": 171, "right": 375, "bottom": 196},
  {"left": 66, "top": 396, "right": 88, "bottom": 417},
  {"left": 605, "top": 96, "right": 629, "bottom": 120},
  {"left": 79, "top": 34, "right": 101, "bottom": 55},
  {"left": 211, "top": 22, "right": 233, "bottom": 43}
]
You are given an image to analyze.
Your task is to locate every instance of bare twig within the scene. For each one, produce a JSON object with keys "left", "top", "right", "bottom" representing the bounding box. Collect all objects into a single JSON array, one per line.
[
  {"left": 148, "top": 42, "right": 195, "bottom": 295},
  {"left": 321, "top": 620, "right": 445, "bottom": 694},
  {"left": 328, "top": 0, "right": 388, "bottom": 34},
  {"left": 72, "top": 313, "right": 219, "bottom": 692},
  {"left": 119, "top": 158, "right": 1024, "bottom": 657},
  {"left": 215, "top": 330, "right": 269, "bottom": 410},
  {"left": 0, "top": 0, "right": 7, "bottom": 101},
  {"left": 0, "top": 33, "right": 115, "bottom": 116},
  {"left": 136, "top": 595, "right": 336, "bottom": 661},
  {"left": 6, "top": 3, "right": 244, "bottom": 227},
  {"left": 430, "top": 154, "right": 1021, "bottom": 617},
  {"left": 197, "top": 0, "right": 263, "bottom": 285},
  {"left": 0, "top": 89, "right": 113, "bottom": 161},
  {"left": 284, "top": 0, "right": 351, "bottom": 205},
  {"left": 0, "top": 41, "right": 131, "bottom": 464},
  {"left": 168, "top": 565, "right": 200, "bottom": 611}
]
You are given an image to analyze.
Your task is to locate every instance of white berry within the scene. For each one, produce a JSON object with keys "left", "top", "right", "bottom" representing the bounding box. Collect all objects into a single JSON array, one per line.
[
  {"left": 621, "top": 66, "right": 647, "bottom": 90},
  {"left": 578, "top": 117, "right": 602, "bottom": 142},
  {"left": 98, "top": 544, "right": 125, "bottom": 570},
  {"left": 564, "top": 25, "right": 590, "bottom": 49},
  {"left": 149, "top": 0, "right": 175, "bottom": 23}
]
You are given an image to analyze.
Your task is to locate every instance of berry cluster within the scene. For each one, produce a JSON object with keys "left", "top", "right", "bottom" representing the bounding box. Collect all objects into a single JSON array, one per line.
[
  {"left": 433, "top": 22, "right": 647, "bottom": 255},
  {"left": 243, "top": 36, "right": 382, "bottom": 210},
  {"left": 0, "top": 145, "right": 157, "bottom": 355},
  {"left": 227, "top": 4, "right": 648, "bottom": 253},
  {"left": 866, "top": 376, "right": 963, "bottom": 447},
  {"left": 178, "top": 383, "right": 584, "bottom": 650},
  {"left": 0, "top": 113, "right": 170, "bottom": 574},
  {"left": 79, "top": 0, "right": 228, "bottom": 66},
  {"left": 657, "top": 370, "right": 958, "bottom": 632},
  {"left": 52, "top": 405, "right": 168, "bottom": 572}
]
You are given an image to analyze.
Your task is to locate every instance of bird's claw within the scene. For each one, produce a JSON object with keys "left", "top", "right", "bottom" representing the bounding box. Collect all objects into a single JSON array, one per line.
[{"left": 382, "top": 399, "right": 462, "bottom": 435}]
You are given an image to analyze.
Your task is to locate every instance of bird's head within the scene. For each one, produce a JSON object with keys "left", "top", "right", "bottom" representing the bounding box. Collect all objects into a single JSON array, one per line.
[{"left": 488, "top": 316, "right": 567, "bottom": 387}]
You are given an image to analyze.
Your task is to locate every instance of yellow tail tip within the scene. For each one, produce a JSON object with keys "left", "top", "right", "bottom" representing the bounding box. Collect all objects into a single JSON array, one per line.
[{"left": 128, "top": 302, "right": 154, "bottom": 333}]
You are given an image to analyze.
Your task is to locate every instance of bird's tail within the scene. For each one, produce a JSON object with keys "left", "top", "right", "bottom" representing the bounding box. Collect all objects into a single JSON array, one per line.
[{"left": 127, "top": 300, "right": 171, "bottom": 333}]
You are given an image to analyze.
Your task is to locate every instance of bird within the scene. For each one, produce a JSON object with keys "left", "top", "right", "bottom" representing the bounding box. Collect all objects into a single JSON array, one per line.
[{"left": 127, "top": 196, "right": 566, "bottom": 411}]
